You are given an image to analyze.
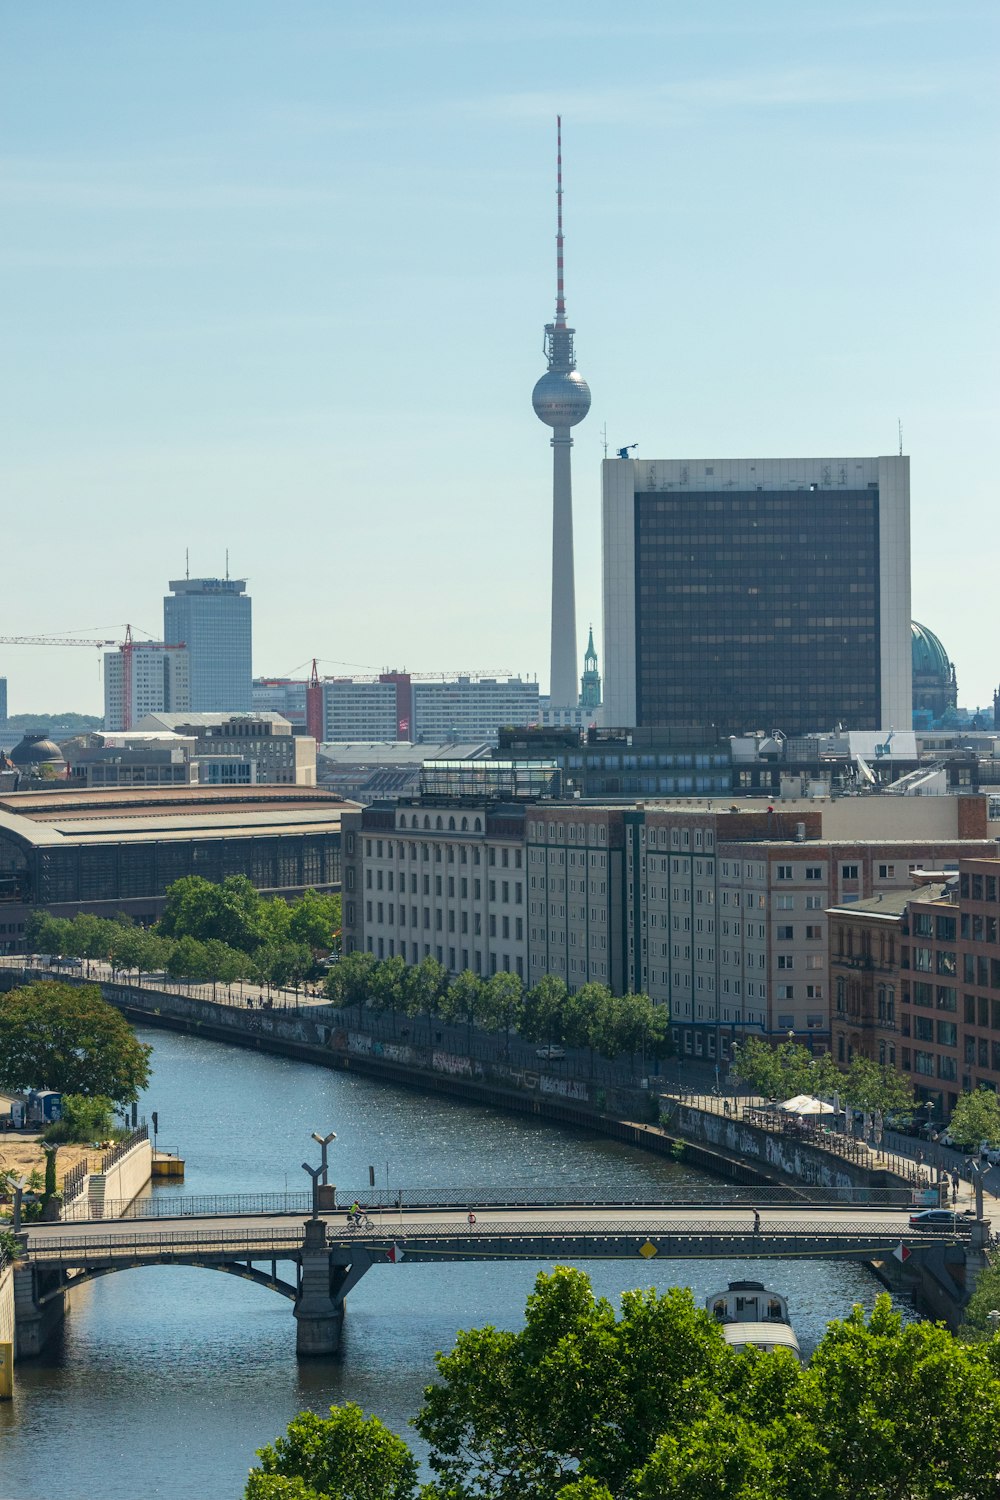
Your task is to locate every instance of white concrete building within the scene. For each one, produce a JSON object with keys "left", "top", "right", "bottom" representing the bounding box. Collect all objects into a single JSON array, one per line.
[
  {"left": 411, "top": 678, "right": 539, "bottom": 742},
  {"left": 137, "top": 711, "right": 316, "bottom": 785},
  {"left": 104, "top": 643, "right": 190, "bottom": 732}
]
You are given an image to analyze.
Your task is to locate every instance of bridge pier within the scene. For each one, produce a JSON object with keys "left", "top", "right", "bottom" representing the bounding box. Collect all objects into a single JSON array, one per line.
[
  {"left": 13, "top": 1260, "right": 65, "bottom": 1360},
  {"left": 294, "top": 1219, "right": 377, "bottom": 1357}
]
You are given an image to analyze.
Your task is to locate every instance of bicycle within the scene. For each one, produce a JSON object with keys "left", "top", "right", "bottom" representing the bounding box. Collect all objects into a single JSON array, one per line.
[{"left": 346, "top": 1211, "right": 373, "bottom": 1230}]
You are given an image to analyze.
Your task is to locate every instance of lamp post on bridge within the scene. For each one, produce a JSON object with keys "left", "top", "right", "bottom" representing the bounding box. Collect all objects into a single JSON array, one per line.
[{"left": 302, "top": 1130, "right": 336, "bottom": 1218}]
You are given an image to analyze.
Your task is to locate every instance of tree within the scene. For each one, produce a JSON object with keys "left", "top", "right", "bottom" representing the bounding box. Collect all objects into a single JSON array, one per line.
[
  {"left": 413, "top": 1268, "right": 729, "bottom": 1499},
  {"left": 26, "top": 912, "right": 73, "bottom": 955},
  {"left": 245, "top": 1403, "right": 418, "bottom": 1500},
  {"left": 404, "top": 955, "right": 447, "bottom": 1040},
  {"left": 561, "top": 983, "right": 612, "bottom": 1070},
  {"left": 248, "top": 1279, "right": 1000, "bottom": 1500},
  {"left": 324, "top": 950, "right": 377, "bottom": 1008},
  {"left": 522, "top": 975, "right": 569, "bottom": 1045},
  {"left": 439, "top": 969, "right": 485, "bottom": 1047},
  {"left": 159, "top": 874, "right": 268, "bottom": 952},
  {"left": 43, "top": 1093, "right": 116, "bottom": 1144},
  {"left": 730, "top": 1038, "right": 838, "bottom": 1102},
  {"left": 947, "top": 1086, "right": 1000, "bottom": 1150},
  {"left": 289, "top": 890, "right": 342, "bottom": 954},
  {"left": 479, "top": 971, "right": 524, "bottom": 1049},
  {"left": 0, "top": 980, "right": 151, "bottom": 1103},
  {"left": 802, "top": 1297, "right": 1000, "bottom": 1500},
  {"left": 841, "top": 1055, "right": 914, "bottom": 1116},
  {"left": 369, "top": 956, "right": 407, "bottom": 1018},
  {"left": 166, "top": 935, "right": 215, "bottom": 983}
]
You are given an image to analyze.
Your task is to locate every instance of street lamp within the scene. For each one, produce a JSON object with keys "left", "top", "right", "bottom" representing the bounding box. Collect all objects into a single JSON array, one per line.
[
  {"left": 312, "top": 1131, "right": 336, "bottom": 1188},
  {"left": 302, "top": 1129, "right": 336, "bottom": 1218}
]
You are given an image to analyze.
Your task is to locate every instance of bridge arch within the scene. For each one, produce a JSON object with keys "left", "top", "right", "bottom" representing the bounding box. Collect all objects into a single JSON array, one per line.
[{"left": 37, "top": 1257, "right": 299, "bottom": 1306}]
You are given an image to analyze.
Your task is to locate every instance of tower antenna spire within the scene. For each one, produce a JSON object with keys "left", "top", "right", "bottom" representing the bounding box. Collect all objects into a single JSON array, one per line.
[{"left": 555, "top": 114, "right": 566, "bottom": 329}]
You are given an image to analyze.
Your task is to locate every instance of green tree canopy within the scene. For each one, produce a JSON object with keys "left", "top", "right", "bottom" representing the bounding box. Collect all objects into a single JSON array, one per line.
[
  {"left": 841, "top": 1055, "right": 914, "bottom": 1115},
  {"left": 245, "top": 1403, "right": 418, "bottom": 1500},
  {"left": 947, "top": 1087, "right": 1000, "bottom": 1149},
  {"left": 247, "top": 1275, "right": 1000, "bottom": 1500},
  {"left": 289, "top": 890, "right": 342, "bottom": 953},
  {"left": 0, "top": 980, "right": 151, "bottom": 1103},
  {"left": 159, "top": 874, "right": 269, "bottom": 952},
  {"left": 324, "top": 951, "right": 377, "bottom": 1007}
]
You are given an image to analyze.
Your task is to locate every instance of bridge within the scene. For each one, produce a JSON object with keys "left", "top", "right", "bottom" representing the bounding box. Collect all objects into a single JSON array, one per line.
[{"left": 16, "top": 1195, "right": 982, "bottom": 1356}]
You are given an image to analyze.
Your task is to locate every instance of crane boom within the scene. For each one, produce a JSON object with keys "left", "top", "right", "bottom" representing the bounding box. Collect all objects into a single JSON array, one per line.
[{"left": 0, "top": 635, "right": 118, "bottom": 647}]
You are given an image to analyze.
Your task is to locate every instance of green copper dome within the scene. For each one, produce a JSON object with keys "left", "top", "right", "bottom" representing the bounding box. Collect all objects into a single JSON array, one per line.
[{"left": 911, "top": 621, "right": 952, "bottom": 680}]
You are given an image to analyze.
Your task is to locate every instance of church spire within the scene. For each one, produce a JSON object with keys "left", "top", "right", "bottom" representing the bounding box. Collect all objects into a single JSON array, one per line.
[{"left": 579, "top": 624, "right": 602, "bottom": 711}]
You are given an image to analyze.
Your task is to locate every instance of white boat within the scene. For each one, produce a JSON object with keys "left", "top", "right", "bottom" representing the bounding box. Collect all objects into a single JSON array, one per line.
[{"left": 705, "top": 1280, "right": 802, "bottom": 1362}]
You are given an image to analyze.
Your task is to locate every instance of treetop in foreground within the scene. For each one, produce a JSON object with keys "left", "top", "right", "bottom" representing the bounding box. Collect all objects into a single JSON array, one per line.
[
  {"left": 246, "top": 1269, "right": 1000, "bottom": 1500},
  {"left": 0, "top": 980, "right": 151, "bottom": 1104}
]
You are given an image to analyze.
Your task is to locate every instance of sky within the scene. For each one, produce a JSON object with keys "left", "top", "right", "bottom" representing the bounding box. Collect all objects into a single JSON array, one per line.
[{"left": 2, "top": 2, "right": 998, "bottom": 717}]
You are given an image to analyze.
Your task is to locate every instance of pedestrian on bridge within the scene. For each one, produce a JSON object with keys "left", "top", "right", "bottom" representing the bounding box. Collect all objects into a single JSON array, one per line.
[{"left": 753, "top": 1209, "right": 761, "bottom": 1235}]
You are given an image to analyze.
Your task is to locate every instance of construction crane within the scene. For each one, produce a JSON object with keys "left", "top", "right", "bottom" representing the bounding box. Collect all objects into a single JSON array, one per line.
[
  {"left": 0, "top": 626, "right": 186, "bottom": 730},
  {"left": 0, "top": 634, "right": 119, "bottom": 648}
]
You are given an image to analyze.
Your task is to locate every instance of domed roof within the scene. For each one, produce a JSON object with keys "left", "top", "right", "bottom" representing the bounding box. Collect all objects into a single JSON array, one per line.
[
  {"left": 9, "top": 732, "right": 65, "bottom": 767},
  {"left": 911, "top": 621, "right": 952, "bottom": 680}
]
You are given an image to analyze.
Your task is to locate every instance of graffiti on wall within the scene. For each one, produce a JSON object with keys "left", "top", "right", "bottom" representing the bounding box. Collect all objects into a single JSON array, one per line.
[
  {"left": 539, "top": 1075, "right": 589, "bottom": 1102},
  {"left": 432, "top": 1050, "right": 483, "bottom": 1078},
  {"left": 676, "top": 1105, "right": 864, "bottom": 1194}
]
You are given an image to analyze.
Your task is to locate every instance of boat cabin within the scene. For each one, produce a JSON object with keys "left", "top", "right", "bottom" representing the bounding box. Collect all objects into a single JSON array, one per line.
[{"left": 707, "top": 1281, "right": 788, "bottom": 1324}]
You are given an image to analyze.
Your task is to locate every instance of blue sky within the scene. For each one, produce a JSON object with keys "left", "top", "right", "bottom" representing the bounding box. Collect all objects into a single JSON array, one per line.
[{"left": 2, "top": 2, "right": 997, "bottom": 716}]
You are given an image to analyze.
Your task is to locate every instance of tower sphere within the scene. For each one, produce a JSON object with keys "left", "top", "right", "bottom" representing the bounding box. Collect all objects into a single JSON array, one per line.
[{"left": 532, "top": 368, "right": 592, "bottom": 428}]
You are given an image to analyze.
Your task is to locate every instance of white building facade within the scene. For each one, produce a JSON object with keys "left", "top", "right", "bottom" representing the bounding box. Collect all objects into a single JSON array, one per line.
[{"left": 104, "top": 643, "right": 191, "bottom": 732}]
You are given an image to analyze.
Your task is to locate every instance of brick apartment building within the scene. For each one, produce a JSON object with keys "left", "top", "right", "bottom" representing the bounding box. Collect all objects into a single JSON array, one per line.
[
  {"left": 342, "top": 769, "right": 994, "bottom": 1062},
  {"left": 831, "top": 855, "right": 1000, "bottom": 1117}
]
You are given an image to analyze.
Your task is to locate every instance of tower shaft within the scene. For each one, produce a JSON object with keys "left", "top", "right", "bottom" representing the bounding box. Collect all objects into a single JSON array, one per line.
[
  {"left": 532, "top": 117, "right": 590, "bottom": 711},
  {"left": 549, "top": 429, "right": 578, "bottom": 709}
]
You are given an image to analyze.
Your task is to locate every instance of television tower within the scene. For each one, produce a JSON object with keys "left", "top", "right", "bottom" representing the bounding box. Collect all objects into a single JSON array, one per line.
[{"left": 532, "top": 116, "right": 591, "bottom": 709}]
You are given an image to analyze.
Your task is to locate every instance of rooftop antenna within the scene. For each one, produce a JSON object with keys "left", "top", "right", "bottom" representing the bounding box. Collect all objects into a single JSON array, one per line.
[
  {"left": 898, "top": 419, "right": 903, "bottom": 457},
  {"left": 185, "top": 547, "right": 189, "bottom": 580},
  {"left": 600, "top": 422, "right": 608, "bottom": 458},
  {"left": 225, "top": 547, "right": 230, "bottom": 581}
]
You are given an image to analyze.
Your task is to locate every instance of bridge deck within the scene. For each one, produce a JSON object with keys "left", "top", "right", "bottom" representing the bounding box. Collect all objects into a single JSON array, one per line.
[{"left": 23, "top": 1206, "right": 971, "bottom": 1270}]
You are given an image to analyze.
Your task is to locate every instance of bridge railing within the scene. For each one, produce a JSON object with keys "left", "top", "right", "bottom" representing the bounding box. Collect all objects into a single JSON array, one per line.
[
  {"left": 58, "top": 1181, "right": 922, "bottom": 1223},
  {"left": 25, "top": 1213, "right": 976, "bottom": 1264}
]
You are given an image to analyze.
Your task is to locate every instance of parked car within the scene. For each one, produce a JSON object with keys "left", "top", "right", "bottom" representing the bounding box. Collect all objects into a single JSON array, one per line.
[
  {"left": 535, "top": 1045, "right": 567, "bottom": 1061},
  {"left": 908, "top": 1208, "right": 974, "bottom": 1230}
]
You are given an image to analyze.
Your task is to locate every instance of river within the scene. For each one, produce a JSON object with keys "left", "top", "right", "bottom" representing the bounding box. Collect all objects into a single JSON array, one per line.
[{"left": 0, "top": 1028, "right": 906, "bottom": 1500}]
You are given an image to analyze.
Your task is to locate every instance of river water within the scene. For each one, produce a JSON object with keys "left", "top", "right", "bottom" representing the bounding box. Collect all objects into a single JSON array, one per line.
[{"left": 0, "top": 1029, "right": 904, "bottom": 1500}]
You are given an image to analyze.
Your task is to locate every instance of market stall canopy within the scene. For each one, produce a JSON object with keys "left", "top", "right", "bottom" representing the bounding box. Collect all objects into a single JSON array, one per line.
[{"left": 777, "top": 1094, "right": 835, "bottom": 1115}]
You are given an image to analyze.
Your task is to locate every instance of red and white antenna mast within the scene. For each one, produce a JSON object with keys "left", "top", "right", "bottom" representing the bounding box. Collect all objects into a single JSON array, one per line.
[{"left": 555, "top": 114, "right": 566, "bottom": 330}]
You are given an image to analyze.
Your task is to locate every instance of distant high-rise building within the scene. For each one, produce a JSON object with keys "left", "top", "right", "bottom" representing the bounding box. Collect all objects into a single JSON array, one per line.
[
  {"left": 532, "top": 117, "right": 590, "bottom": 710},
  {"left": 164, "top": 577, "right": 252, "bottom": 712},
  {"left": 104, "top": 642, "right": 190, "bottom": 731},
  {"left": 579, "top": 626, "right": 601, "bottom": 711},
  {"left": 603, "top": 455, "right": 911, "bottom": 735},
  {"left": 0, "top": 676, "right": 7, "bottom": 724},
  {"left": 253, "top": 678, "right": 309, "bottom": 727},
  {"left": 318, "top": 674, "right": 540, "bottom": 744}
]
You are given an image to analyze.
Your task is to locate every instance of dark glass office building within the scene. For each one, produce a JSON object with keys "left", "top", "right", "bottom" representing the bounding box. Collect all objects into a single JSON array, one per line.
[{"left": 602, "top": 456, "right": 911, "bottom": 735}]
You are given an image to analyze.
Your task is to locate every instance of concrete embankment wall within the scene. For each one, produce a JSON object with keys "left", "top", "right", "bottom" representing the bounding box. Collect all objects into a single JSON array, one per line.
[
  {"left": 84, "top": 1138, "right": 153, "bottom": 1218},
  {"left": 0, "top": 1259, "right": 15, "bottom": 1350},
  {"left": 87, "top": 983, "right": 774, "bottom": 1187},
  {"left": 667, "top": 1101, "right": 912, "bottom": 1195}
]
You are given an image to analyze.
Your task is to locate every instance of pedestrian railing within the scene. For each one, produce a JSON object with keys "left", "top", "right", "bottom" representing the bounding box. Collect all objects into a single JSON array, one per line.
[
  {"left": 58, "top": 1181, "right": 920, "bottom": 1223},
  {"left": 25, "top": 1212, "right": 974, "bottom": 1266}
]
